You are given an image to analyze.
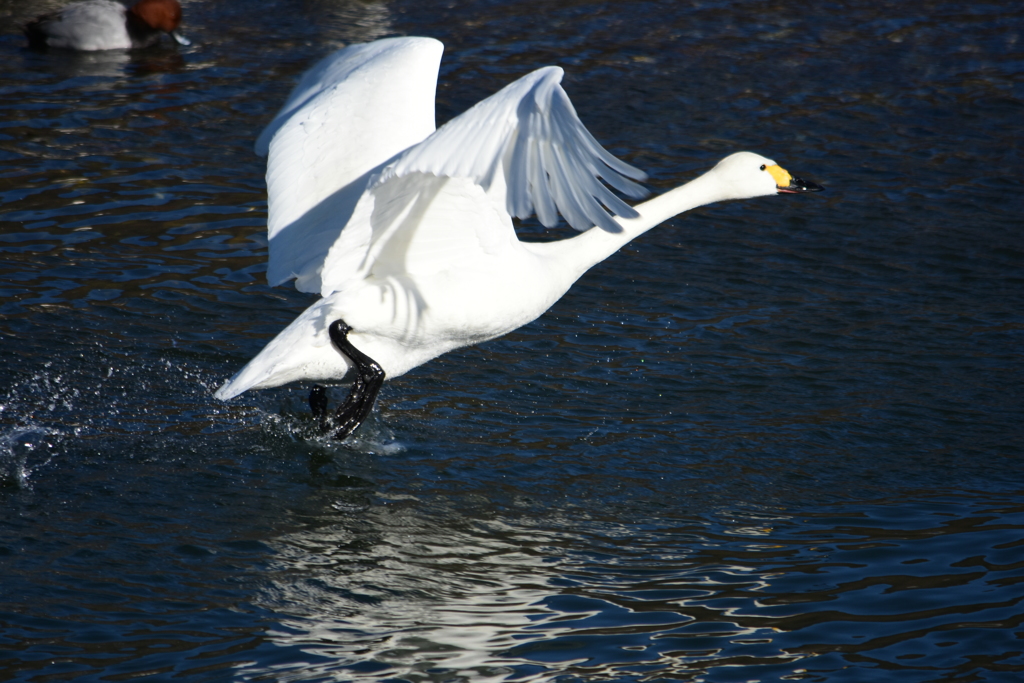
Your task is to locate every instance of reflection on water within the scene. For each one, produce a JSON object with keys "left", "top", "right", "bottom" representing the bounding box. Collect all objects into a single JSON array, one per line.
[
  {"left": 248, "top": 496, "right": 1024, "bottom": 681},
  {"left": 260, "top": 516, "right": 560, "bottom": 680}
]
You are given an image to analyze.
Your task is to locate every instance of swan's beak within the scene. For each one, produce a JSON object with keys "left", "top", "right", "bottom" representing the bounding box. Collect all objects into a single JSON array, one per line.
[
  {"left": 778, "top": 176, "right": 824, "bottom": 193},
  {"left": 766, "top": 164, "right": 824, "bottom": 194}
]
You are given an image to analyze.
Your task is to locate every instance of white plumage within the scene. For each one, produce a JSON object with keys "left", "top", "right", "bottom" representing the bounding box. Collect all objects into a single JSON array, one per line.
[
  {"left": 35, "top": 0, "right": 133, "bottom": 50},
  {"left": 215, "top": 37, "right": 822, "bottom": 433}
]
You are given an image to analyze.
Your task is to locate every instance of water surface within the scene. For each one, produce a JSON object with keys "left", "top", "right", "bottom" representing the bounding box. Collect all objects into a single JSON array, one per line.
[{"left": 1, "top": 0, "right": 1023, "bottom": 681}]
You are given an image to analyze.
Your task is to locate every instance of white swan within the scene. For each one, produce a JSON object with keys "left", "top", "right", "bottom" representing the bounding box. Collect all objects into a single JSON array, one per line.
[{"left": 214, "top": 36, "right": 822, "bottom": 438}]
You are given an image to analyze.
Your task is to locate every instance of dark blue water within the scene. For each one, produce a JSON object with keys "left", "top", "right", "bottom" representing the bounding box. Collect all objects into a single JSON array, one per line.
[{"left": 2, "top": 0, "right": 1023, "bottom": 681}]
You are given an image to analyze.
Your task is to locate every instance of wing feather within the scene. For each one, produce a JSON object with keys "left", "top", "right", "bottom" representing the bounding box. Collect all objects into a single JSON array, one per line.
[
  {"left": 380, "top": 66, "right": 648, "bottom": 234},
  {"left": 260, "top": 42, "right": 650, "bottom": 302},
  {"left": 258, "top": 37, "right": 443, "bottom": 291}
]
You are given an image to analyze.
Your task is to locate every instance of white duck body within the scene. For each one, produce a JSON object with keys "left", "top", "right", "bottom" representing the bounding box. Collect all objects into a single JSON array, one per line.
[
  {"left": 35, "top": 0, "right": 132, "bottom": 50},
  {"left": 215, "top": 36, "right": 818, "bottom": 402}
]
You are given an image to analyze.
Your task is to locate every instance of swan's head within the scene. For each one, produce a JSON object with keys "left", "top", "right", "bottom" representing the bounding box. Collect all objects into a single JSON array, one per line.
[{"left": 709, "top": 151, "right": 823, "bottom": 200}]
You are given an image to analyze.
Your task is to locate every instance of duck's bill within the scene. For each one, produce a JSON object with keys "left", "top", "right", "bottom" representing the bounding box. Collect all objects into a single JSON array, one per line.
[
  {"left": 778, "top": 176, "right": 824, "bottom": 194},
  {"left": 171, "top": 31, "right": 191, "bottom": 46}
]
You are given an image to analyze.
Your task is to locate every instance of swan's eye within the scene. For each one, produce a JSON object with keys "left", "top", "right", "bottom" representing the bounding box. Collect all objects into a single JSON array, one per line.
[{"left": 759, "top": 164, "right": 766, "bottom": 171}]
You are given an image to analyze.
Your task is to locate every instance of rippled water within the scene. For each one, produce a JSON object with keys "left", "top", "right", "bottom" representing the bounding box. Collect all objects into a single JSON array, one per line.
[{"left": 2, "top": 0, "right": 1023, "bottom": 681}]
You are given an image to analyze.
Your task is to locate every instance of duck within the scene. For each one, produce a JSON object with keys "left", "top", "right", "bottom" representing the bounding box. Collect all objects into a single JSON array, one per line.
[
  {"left": 214, "top": 36, "right": 823, "bottom": 439},
  {"left": 24, "top": 0, "right": 189, "bottom": 51}
]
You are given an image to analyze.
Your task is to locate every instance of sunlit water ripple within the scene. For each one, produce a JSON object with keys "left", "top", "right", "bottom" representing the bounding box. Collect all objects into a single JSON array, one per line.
[{"left": 1, "top": 0, "right": 1023, "bottom": 681}]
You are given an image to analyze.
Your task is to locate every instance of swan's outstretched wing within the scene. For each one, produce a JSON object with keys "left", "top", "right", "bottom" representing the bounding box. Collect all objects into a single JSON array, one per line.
[
  {"left": 257, "top": 37, "right": 443, "bottom": 292},
  {"left": 384, "top": 66, "right": 649, "bottom": 233},
  {"left": 316, "top": 65, "right": 651, "bottom": 297}
]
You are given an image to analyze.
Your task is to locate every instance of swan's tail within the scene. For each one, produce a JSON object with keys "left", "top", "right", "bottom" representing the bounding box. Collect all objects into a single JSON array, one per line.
[{"left": 214, "top": 302, "right": 351, "bottom": 400}]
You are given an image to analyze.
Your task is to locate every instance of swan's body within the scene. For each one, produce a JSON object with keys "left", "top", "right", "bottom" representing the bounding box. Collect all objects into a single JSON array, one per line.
[
  {"left": 215, "top": 37, "right": 821, "bottom": 434},
  {"left": 24, "top": 0, "right": 189, "bottom": 51}
]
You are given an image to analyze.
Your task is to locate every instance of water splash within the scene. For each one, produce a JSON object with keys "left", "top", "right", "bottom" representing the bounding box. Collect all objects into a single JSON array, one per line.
[
  {"left": 0, "top": 425, "right": 63, "bottom": 489},
  {"left": 260, "top": 393, "right": 407, "bottom": 457},
  {"left": 0, "top": 366, "right": 82, "bottom": 489}
]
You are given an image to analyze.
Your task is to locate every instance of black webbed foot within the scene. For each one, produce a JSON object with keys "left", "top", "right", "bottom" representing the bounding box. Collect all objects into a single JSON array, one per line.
[{"left": 312, "top": 320, "right": 385, "bottom": 440}]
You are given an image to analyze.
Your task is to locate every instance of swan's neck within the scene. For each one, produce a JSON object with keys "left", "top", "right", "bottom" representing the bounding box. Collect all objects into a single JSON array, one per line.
[{"left": 532, "top": 170, "right": 730, "bottom": 282}]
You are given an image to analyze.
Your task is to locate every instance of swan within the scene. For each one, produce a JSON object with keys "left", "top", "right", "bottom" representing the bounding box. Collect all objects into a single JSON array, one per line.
[
  {"left": 24, "top": 0, "right": 189, "bottom": 51},
  {"left": 214, "top": 37, "right": 822, "bottom": 438}
]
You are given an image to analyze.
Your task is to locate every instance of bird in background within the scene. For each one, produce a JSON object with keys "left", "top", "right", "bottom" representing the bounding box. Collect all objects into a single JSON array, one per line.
[
  {"left": 214, "top": 36, "right": 823, "bottom": 439},
  {"left": 24, "top": 0, "right": 189, "bottom": 51}
]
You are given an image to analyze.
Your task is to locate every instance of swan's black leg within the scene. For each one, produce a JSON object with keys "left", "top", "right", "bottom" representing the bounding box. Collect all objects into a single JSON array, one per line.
[
  {"left": 309, "top": 385, "right": 329, "bottom": 424},
  {"left": 320, "top": 319, "right": 386, "bottom": 440}
]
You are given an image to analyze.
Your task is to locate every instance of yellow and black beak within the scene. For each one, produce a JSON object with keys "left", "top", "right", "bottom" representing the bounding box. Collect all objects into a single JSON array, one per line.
[{"left": 765, "top": 164, "right": 824, "bottom": 194}]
